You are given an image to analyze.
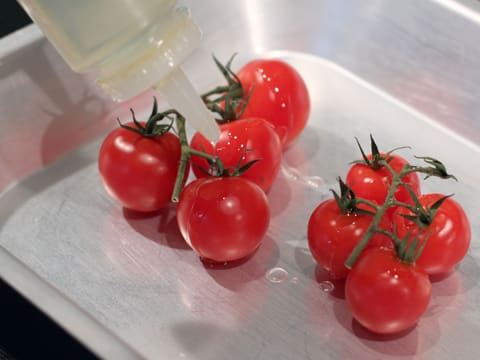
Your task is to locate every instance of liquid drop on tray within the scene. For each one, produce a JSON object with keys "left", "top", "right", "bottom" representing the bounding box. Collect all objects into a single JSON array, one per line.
[
  {"left": 319, "top": 280, "right": 335, "bottom": 292},
  {"left": 266, "top": 267, "right": 289, "bottom": 283}
]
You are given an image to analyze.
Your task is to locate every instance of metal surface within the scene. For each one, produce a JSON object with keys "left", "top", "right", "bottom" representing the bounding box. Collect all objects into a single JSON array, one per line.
[{"left": 1, "top": 1, "right": 480, "bottom": 359}]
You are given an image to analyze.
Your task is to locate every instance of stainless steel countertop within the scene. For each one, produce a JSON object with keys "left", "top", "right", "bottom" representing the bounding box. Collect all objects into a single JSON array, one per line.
[{"left": 1, "top": 1, "right": 480, "bottom": 359}]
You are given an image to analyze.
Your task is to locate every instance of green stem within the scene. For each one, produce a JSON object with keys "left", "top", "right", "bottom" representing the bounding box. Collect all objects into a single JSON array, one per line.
[
  {"left": 390, "top": 200, "right": 417, "bottom": 213},
  {"left": 208, "top": 87, "right": 243, "bottom": 103},
  {"left": 205, "top": 102, "right": 224, "bottom": 114},
  {"left": 171, "top": 116, "right": 223, "bottom": 202},
  {"left": 374, "top": 227, "right": 394, "bottom": 239},
  {"left": 403, "top": 166, "right": 429, "bottom": 175},
  {"left": 345, "top": 159, "right": 407, "bottom": 268},
  {"left": 171, "top": 116, "right": 191, "bottom": 203},
  {"left": 355, "top": 198, "right": 381, "bottom": 211},
  {"left": 201, "top": 85, "right": 231, "bottom": 100},
  {"left": 188, "top": 147, "right": 216, "bottom": 161},
  {"left": 345, "top": 174, "right": 402, "bottom": 268}
]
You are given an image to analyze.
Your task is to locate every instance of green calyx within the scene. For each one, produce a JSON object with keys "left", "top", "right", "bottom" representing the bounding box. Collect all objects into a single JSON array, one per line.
[
  {"left": 393, "top": 192, "right": 452, "bottom": 263},
  {"left": 352, "top": 134, "right": 409, "bottom": 170},
  {"left": 392, "top": 226, "right": 428, "bottom": 264},
  {"left": 192, "top": 147, "right": 261, "bottom": 178},
  {"left": 412, "top": 156, "right": 458, "bottom": 180},
  {"left": 331, "top": 177, "right": 375, "bottom": 216},
  {"left": 400, "top": 190, "right": 453, "bottom": 229},
  {"left": 202, "top": 54, "right": 253, "bottom": 124},
  {"left": 344, "top": 135, "right": 458, "bottom": 269},
  {"left": 117, "top": 97, "right": 175, "bottom": 137}
]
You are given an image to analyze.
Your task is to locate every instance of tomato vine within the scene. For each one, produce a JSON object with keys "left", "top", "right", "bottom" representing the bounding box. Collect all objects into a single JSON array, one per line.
[{"left": 344, "top": 136, "right": 458, "bottom": 268}]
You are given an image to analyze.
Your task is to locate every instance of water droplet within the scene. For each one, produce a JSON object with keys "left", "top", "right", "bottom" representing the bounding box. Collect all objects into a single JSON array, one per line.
[
  {"left": 319, "top": 280, "right": 335, "bottom": 292},
  {"left": 291, "top": 276, "right": 298, "bottom": 284},
  {"left": 281, "top": 165, "right": 325, "bottom": 190},
  {"left": 305, "top": 176, "right": 324, "bottom": 189},
  {"left": 266, "top": 267, "right": 289, "bottom": 283}
]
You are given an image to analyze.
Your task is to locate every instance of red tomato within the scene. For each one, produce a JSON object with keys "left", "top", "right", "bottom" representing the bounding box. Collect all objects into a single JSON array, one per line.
[
  {"left": 308, "top": 199, "right": 392, "bottom": 280},
  {"left": 346, "top": 153, "right": 420, "bottom": 216},
  {"left": 176, "top": 177, "right": 270, "bottom": 262},
  {"left": 189, "top": 117, "right": 282, "bottom": 192},
  {"left": 98, "top": 122, "right": 186, "bottom": 212},
  {"left": 346, "top": 247, "right": 431, "bottom": 334},
  {"left": 393, "top": 193, "right": 471, "bottom": 275},
  {"left": 236, "top": 59, "right": 310, "bottom": 148}
]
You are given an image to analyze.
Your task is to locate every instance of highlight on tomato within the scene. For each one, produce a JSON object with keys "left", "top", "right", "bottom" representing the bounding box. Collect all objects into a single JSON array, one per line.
[
  {"left": 189, "top": 117, "right": 282, "bottom": 193},
  {"left": 236, "top": 58, "right": 310, "bottom": 148},
  {"left": 176, "top": 176, "right": 270, "bottom": 263},
  {"left": 393, "top": 193, "right": 471, "bottom": 275},
  {"left": 308, "top": 178, "right": 392, "bottom": 280},
  {"left": 346, "top": 135, "right": 420, "bottom": 217},
  {"left": 98, "top": 101, "right": 187, "bottom": 212}
]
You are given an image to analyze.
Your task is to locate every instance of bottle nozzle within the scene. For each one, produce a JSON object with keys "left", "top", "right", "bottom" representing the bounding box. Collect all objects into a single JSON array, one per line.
[{"left": 155, "top": 67, "right": 220, "bottom": 143}]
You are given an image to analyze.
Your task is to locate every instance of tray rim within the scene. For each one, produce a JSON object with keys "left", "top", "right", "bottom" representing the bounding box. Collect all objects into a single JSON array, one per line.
[
  {"left": 0, "top": 24, "right": 142, "bottom": 360},
  {"left": 0, "top": 246, "right": 142, "bottom": 359}
]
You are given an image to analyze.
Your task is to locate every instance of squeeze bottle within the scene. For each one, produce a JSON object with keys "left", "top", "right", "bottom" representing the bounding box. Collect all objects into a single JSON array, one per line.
[{"left": 17, "top": 0, "right": 220, "bottom": 142}]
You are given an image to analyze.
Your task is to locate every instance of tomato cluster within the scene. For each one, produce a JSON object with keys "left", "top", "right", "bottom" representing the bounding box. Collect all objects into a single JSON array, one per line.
[
  {"left": 307, "top": 136, "right": 471, "bottom": 334},
  {"left": 97, "top": 53, "right": 471, "bottom": 338},
  {"left": 98, "top": 56, "right": 310, "bottom": 263}
]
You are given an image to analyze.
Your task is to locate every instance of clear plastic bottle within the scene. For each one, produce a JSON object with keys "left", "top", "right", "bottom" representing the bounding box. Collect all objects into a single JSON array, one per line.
[{"left": 18, "top": 0, "right": 220, "bottom": 141}]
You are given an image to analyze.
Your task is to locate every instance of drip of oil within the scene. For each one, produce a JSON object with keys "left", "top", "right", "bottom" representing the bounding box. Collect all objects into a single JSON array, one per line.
[{"left": 266, "top": 267, "right": 289, "bottom": 283}]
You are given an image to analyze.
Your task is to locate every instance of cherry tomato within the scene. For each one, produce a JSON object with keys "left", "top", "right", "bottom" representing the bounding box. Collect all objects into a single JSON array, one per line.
[
  {"left": 393, "top": 193, "right": 471, "bottom": 275},
  {"left": 98, "top": 122, "right": 185, "bottom": 212},
  {"left": 189, "top": 117, "right": 282, "bottom": 192},
  {"left": 346, "top": 247, "right": 431, "bottom": 334},
  {"left": 176, "top": 177, "right": 270, "bottom": 262},
  {"left": 308, "top": 199, "right": 392, "bottom": 280},
  {"left": 346, "top": 153, "right": 420, "bottom": 216},
  {"left": 236, "top": 59, "right": 310, "bottom": 148}
]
